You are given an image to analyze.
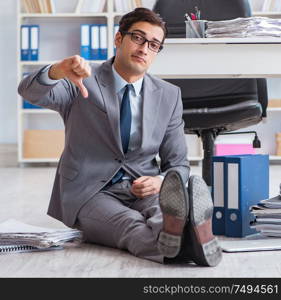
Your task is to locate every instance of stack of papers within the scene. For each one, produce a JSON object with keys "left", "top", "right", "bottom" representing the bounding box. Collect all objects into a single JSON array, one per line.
[
  {"left": 251, "top": 192, "right": 281, "bottom": 237},
  {"left": 0, "top": 219, "right": 82, "bottom": 254},
  {"left": 206, "top": 17, "right": 281, "bottom": 38}
]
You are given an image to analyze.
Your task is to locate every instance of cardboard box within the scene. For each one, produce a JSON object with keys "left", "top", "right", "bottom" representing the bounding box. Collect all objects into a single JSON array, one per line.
[
  {"left": 268, "top": 99, "right": 281, "bottom": 108},
  {"left": 276, "top": 133, "right": 281, "bottom": 156},
  {"left": 23, "top": 130, "right": 64, "bottom": 158}
]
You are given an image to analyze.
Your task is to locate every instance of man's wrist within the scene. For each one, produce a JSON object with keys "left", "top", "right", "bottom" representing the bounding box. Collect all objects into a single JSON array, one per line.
[
  {"left": 48, "top": 63, "right": 65, "bottom": 80},
  {"left": 38, "top": 65, "right": 60, "bottom": 85}
]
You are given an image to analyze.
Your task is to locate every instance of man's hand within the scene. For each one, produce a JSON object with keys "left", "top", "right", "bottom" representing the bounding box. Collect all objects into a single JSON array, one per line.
[
  {"left": 49, "top": 55, "right": 91, "bottom": 98},
  {"left": 131, "top": 176, "right": 163, "bottom": 198}
]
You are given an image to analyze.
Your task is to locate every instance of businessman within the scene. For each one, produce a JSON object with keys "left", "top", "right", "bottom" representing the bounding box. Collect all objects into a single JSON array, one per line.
[{"left": 18, "top": 8, "right": 221, "bottom": 266}]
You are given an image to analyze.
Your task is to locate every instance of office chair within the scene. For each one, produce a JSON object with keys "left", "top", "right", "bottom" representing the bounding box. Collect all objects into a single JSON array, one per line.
[{"left": 153, "top": 0, "right": 268, "bottom": 187}]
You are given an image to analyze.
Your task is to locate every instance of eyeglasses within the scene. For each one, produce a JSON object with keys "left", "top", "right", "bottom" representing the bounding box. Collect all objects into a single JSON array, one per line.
[{"left": 121, "top": 31, "right": 163, "bottom": 53}]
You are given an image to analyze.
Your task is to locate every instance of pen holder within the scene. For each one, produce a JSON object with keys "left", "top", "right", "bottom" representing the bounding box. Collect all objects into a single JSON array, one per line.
[{"left": 185, "top": 20, "right": 206, "bottom": 38}]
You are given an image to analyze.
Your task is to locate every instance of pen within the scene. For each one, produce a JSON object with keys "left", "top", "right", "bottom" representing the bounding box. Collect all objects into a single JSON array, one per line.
[
  {"left": 191, "top": 13, "right": 196, "bottom": 20},
  {"left": 195, "top": 6, "right": 201, "bottom": 20}
]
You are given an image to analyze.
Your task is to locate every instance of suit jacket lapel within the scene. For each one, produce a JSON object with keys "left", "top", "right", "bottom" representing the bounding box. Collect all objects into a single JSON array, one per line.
[
  {"left": 95, "top": 59, "right": 123, "bottom": 155},
  {"left": 96, "top": 60, "right": 163, "bottom": 155},
  {"left": 141, "top": 75, "right": 163, "bottom": 150}
]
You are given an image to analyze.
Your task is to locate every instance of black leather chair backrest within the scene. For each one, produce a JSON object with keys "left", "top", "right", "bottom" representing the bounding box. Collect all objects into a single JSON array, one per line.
[{"left": 153, "top": 0, "right": 267, "bottom": 117}]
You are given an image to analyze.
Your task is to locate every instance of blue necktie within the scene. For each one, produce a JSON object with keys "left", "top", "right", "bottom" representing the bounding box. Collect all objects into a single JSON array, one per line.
[{"left": 111, "top": 84, "right": 132, "bottom": 184}]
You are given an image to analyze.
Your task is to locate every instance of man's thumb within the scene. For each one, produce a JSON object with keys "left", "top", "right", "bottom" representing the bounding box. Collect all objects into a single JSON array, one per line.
[{"left": 76, "top": 79, "right": 88, "bottom": 98}]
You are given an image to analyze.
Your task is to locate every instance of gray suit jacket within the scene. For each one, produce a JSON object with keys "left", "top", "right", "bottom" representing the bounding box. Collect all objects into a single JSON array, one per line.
[{"left": 18, "top": 58, "right": 190, "bottom": 227}]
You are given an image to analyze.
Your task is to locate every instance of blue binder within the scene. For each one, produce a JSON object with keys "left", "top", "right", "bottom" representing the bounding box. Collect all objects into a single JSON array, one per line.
[
  {"left": 224, "top": 154, "right": 269, "bottom": 237},
  {"left": 99, "top": 24, "right": 107, "bottom": 60},
  {"left": 90, "top": 24, "right": 99, "bottom": 60},
  {"left": 80, "top": 24, "right": 91, "bottom": 60},
  {"left": 30, "top": 25, "right": 39, "bottom": 61},
  {"left": 212, "top": 156, "right": 227, "bottom": 235},
  {"left": 23, "top": 101, "right": 42, "bottom": 109},
  {"left": 22, "top": 73, "right": 42, "bottom": 109},
  {"left": 21, "top": 25, "right": 29, "bottom": 61}
]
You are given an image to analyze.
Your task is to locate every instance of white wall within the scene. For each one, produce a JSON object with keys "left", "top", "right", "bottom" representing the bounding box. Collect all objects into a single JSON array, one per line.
[{"left": 0, "top": 0, "right": 17, "bottom": 143}]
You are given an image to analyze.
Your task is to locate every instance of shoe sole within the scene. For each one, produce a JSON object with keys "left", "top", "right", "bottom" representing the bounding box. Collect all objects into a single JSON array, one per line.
[
  {"left": 158, "top": 170, "right": 189, "bottom": 257},
  {"left": 186, "top": 175, "right": 222, "bottom": 267}
]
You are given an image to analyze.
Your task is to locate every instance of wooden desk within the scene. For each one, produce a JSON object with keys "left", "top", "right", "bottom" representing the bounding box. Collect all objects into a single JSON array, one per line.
[{"left": 150, "top": 38, "right": 281, "bottom": 78}]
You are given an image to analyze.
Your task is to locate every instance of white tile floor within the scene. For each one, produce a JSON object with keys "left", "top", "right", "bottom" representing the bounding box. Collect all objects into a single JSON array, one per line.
[{"left": 0, "top": 144, "right": 281, "bottom": 277}]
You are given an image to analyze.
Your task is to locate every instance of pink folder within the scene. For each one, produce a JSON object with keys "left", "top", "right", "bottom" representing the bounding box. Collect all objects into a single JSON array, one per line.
[{"left": 215, "top": 144, "right": 256, "bottom": 156}]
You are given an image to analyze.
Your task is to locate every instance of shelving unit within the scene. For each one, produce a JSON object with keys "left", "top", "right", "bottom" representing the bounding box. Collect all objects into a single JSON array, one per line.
[{"left": 16, "top": 0, "right": 117, "bottom": 163}]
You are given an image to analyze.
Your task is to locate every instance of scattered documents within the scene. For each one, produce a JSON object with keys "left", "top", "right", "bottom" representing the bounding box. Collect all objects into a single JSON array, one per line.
[
  {"left": 251, "top": 191, "right": 281, "bottom": 237},
  {"left": 206, "top": 17, "right": 281, "bottom": 38},
  {"left": 0, "top": 219, "right": 82, "bottom": 254}
]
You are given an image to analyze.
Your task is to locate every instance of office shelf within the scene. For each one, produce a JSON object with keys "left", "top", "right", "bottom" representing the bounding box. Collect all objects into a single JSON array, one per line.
[
  {"left": 267, "top": 107, "right": 281, "bottom": 112},
  {"left": 19, "top": 109, "right": 58, "bottom": 114},
  {"left": 253, "top": 11, "right": 281, "bottom": 17},
  {"left": 269, "top": 155, "right": 281, "bottom": 161},
  {"left": 17, "top": 0, "right": 117, "bottom": 163},
  {"left": 19, "top": 158, "right": 60, "bottom": 163},
  {"left": 20, "top": 60, "right": 105, "bottom": 66},
  {"left": 20, "top": 12, "right": 109, "bottom": 18}
]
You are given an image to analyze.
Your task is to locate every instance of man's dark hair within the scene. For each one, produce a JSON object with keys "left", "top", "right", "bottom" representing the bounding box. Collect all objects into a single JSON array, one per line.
[{"left": 119, "top": 7, "right": 167, "bottom": 43}]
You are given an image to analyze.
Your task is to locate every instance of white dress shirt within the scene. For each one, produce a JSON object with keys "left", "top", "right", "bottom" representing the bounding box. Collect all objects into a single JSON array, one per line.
[{"left": 112, "top": 64, "right": 143, "bottom": 152}]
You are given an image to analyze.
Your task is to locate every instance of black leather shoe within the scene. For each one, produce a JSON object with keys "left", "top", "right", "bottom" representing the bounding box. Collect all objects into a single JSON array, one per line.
[
  {"left": 157, "top": 170, "right": 189, "bottom": 258},
  {"left": 182, "top": 175, "right": 222, "bottom": 267}
]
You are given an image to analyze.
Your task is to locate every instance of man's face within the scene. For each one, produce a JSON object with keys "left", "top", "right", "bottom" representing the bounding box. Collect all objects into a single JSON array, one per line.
[{"left": 115, "top": 21, "right": 164, "bottom": 77}]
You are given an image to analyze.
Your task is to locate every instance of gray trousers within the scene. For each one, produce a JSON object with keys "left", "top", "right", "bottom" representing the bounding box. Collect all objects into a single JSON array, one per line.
[{"left": 76, "top": 180, "right": 164, "bottom": 263}]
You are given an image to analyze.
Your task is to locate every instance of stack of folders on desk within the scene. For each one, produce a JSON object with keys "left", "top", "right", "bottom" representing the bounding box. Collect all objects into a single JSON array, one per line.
[
  {"left": 212, "top": 154, "right": 269, "bottom": 237},
  {"left": 251, "top": 187, "right": 281, "bottom": 237},
  {"left": 206, "top": 17, "right": 281, "bottom": 38},
  {"left": 0, "top": 219, "right": 82, "bottom": 254}
]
